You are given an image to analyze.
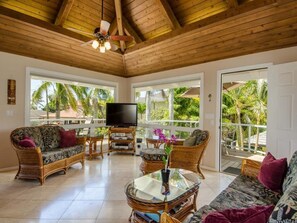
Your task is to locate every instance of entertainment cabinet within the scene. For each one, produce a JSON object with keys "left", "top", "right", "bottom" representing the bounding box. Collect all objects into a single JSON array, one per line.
[{"left": 108, "top": 127, "right": 136, "bottom": 155}]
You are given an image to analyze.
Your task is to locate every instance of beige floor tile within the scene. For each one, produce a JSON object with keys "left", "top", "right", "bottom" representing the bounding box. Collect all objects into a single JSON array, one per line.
[
  {"left": 97, "top": 201, "right": 132, "bottom": 219},
  {"left": 60, "top": 201, "right": 103, "bottom": 219},
  {"left": 0, "top": 154, "right": 235, "bottom": 222}
]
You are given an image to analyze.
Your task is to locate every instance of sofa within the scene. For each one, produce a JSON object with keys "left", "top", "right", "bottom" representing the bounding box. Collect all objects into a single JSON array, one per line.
[
  {"left": 161, "top": 150, "right": 297, "bottom": 223},
  {"left": 10, "top": 125, "right": 86, "bottom": 185}
]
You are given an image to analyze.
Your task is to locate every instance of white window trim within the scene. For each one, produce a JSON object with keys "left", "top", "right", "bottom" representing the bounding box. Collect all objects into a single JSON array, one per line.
[
  {"left": 130, "top": 72, "right": 204, "bottom": 129},
  {"left": 25, "top": 67, "right": 119, "bottom": 126}
]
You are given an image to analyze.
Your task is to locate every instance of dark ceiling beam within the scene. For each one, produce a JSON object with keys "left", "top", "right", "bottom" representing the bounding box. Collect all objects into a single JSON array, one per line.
[
  {"left": 122, "top": 16, "right": 142, "bottom": 43},
  {"left": 226, "top": 0, "right": 239, "bottom": 8},
  {"left": 156, "top": 0, "right": 181, "bottom": 30},
  {"left": 55, "top": 0, "right": 75, "bottom": 25},
  {"left": 0, "top": 6, "right": 91, "bottom": 43},
  {"left": 125, "top": 0, "right": 284, "bottom": 55},
  {"left": 114, "top": 0, "right": 126, "bottom": 52},
  {"left": 109, "top": 18, "right": 118, "bottom": 35}
]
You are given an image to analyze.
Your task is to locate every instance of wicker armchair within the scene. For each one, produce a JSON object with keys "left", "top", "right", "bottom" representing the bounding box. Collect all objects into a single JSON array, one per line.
[{"left": 169, "top": 130, "right": 210, "bottom": 179}]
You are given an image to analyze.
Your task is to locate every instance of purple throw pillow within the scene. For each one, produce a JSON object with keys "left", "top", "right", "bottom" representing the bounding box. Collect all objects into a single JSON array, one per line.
[
  {"left": 19, "top": 136, "right": 36, "bottom": 148},
  {"left": 203, "top": 205, "right": 274, "bottom": 223},
  {"left": 258, "top": 152, "right": 287, "bottom": 192},
  {"left": 59, "top": 129, "right": 76, "bottom": 148}
]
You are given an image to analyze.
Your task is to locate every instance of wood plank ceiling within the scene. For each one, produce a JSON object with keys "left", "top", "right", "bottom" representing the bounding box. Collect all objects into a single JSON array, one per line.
[{"left": 0, "top": 0, "right": 296, "bottom": 77}]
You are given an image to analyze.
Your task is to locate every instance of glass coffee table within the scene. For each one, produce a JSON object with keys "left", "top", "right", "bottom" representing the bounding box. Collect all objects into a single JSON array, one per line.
[{"left": 125, "top": 168, "right": 200, "bottom": 222}]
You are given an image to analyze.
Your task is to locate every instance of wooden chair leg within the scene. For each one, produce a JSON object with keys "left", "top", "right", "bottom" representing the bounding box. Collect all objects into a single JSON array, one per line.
[{"left": 197, "top": 167, "right": 205, "bottom": 179}]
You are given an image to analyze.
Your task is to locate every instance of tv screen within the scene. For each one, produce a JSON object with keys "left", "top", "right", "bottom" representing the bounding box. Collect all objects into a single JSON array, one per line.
[{"left": 106, "top": 103, "right": 138, "bottom": 127}]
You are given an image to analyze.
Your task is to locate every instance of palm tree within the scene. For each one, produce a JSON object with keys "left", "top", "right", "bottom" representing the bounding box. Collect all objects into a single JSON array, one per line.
[
  {"left": 248, "top": 80, "right": 267, "bottom": 152},
  {"left": 32, "top": 81, "right": 77, "bottom": 119}
]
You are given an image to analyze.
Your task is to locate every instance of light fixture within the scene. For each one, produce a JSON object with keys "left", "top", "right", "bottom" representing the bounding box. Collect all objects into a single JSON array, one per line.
[
  {"left": 99, "top": 44, "right": 106, "bottom": 53},
  {"left": 104, "top": 41, "right": 111, "bottom": 50},
  {"left": 92, "top": 40, "right": 99, "bottom": 49}
]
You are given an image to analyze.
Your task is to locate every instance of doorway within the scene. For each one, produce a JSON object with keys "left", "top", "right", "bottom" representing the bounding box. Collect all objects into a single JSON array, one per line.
[{"left": 219, "top": 68, "right": 268, "bottom": 175}]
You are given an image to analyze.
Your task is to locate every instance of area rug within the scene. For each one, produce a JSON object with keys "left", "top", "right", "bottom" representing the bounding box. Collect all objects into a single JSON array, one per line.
[{"left": 223, "top": 167, "right": 241, "bottom": 175}]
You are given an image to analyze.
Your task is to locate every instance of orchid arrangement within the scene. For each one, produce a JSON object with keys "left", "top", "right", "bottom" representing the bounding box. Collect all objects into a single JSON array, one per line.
[{"left": 153, "top": 129, "right": 177, "bottom": 170}]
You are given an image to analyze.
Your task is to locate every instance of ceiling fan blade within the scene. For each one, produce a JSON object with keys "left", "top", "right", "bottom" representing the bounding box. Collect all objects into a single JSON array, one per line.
[
  {"left": 81, "top": 39, "right": 94, "bottom": 46},
  {"left": 110, "top": 42, "right": 119, "bottom": 51},
  {"left": 110, "top": 35, "right": 134, "bottom": 42},
  {"left": 100, "top": 20, "right": 110, "bottom": 35}
]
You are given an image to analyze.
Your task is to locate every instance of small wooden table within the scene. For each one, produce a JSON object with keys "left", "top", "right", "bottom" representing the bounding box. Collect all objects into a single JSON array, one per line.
[
  {"left": 86, "top": 135, "right": 104, "bottom": 160},
  {"left": 125, "top": 168, "right": 200, "bottom": 223},
  {"left": 241, "top": 155, "right": 264, "bottom": 178}
]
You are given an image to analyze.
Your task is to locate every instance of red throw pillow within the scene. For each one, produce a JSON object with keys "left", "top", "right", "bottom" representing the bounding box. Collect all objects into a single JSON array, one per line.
[
  {"left": 258, "top": 152, "right": 287, "bottom": 192},
  {"left": 203, "top": 205, "right": 274, "bottom": 223},
  {"left": 19, "top": 136, "right": 36, "bottom": 148},
  {"left": 59, "top": 129, "right": 76, "bottom": 148}
]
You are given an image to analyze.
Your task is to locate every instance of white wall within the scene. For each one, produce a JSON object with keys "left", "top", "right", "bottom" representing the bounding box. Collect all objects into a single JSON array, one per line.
[
  {"left": 127, "top": 46, "right": 297, "bottom": 171},
  {"left": 0, "top": 52, "right": 128, "bottom": 169}
]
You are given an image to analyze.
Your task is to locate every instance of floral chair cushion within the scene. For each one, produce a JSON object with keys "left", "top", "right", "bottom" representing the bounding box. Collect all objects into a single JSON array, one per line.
[
  {"left": 269, "top": 181, "right": 297, "bottom": 222},
  {"left": 229, "top": 175, "right": 281, "bottom": 205},
  {"left": 140, "top": 148, "right": 166, "bottom": 161},
  {"left": 42, "top": 149, "right": 65, "bottom": 165},
  {"left": 189, "top": 205, "right": 216, "bottom": 223},
  {"left": 282, "top": 150, "right": 297, "bottom": 193},
  {"left": 209, "top": 187, "right": 268, "bottom": 211},
  {"left": 190, "top": 129, "right": 209, "bottom": 146},
  {"left": 40, "top": 125, "right": 62, "bottom": 150},
  {"left": 11, "top": 127, "right": 45, "bottom": 151},
  {"left": 62, "top": 145, "right": 84, "bottom": 158}
]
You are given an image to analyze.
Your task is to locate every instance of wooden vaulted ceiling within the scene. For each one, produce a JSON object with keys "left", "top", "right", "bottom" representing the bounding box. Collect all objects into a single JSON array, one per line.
[{"left": 0, "top": 0, "right": 297, "bottom": 77}]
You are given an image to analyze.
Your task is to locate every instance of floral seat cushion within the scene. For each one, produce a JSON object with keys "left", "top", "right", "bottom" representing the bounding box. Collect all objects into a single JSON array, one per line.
[
  {"left": 190, "top": 129, "right": 209, "bottom": 146},
  {"left": 62, "top": 145, "right": 84, "bottom": 158},
  {"left": 189, "top": 205, "right": 217, "bottom": 223},
  {"left": 140, "top": 148, "right": 166, "bottom": 161},
  {"left": 42, "top": 149, "right": 65, "bottom": 165},
  {"left": 11, "top": 127, "right": 45, "bottom": 151},
  {"left": 209, "top": 187, "right": 268, "bottom": 211},
  {"left": 229, "top": 175, "right": 281, "bottom": 205},
  {"left": 40, "top": 125, "right": 61, "bottom": 150},
  {"left": 282, "top": 151, "right": 297, "bottom": 193}
]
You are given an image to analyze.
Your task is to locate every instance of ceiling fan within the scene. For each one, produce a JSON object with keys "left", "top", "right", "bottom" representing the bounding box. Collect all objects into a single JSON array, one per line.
[{"left": 74, "top": 0, "right": 133, "bottom": 53}]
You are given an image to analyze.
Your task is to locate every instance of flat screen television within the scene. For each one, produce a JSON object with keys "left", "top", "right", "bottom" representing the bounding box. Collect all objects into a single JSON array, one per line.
[{"left": 106, "top": 103, "right": 138, "bottom": 127}]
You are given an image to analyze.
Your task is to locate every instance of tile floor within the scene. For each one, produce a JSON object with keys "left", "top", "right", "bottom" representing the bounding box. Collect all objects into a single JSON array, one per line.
[{"left": 0, "top": 154, "right": 235, "bottom": 223}]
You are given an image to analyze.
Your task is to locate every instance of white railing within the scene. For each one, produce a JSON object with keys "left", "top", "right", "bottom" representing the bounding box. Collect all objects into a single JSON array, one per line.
[
  {"left": 222, "top": 122, "right": 267, "bottom": 155},
  {"left": 29, "top": 118, "right": 199, "bottom": 139}
]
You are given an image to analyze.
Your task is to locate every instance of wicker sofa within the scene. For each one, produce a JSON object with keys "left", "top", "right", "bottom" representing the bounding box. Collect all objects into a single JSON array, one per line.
[
  {"left": 161, "top": 150, "right": 297, "bottom": 223},
  {"left": 10, "top": 125, "right": 86, "bottom": 185}
]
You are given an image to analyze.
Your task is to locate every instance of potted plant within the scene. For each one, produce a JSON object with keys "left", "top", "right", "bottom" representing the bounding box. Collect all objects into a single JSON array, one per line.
[{"left": 153, "top": 129, "right": 177, "bottom": 185}]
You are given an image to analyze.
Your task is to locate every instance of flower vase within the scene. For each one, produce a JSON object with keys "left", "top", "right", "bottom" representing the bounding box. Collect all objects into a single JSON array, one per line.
[{"left": 161, "top": 169, "right": 170, "bottom": 195}]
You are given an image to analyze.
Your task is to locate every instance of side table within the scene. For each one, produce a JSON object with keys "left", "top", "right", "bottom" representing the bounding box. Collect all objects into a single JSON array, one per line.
[
  {"left": 241, "top": 155, "right": 264, "bottom": 178},
  {"left": 86, "top": 135, "right": 104, "bottom": 160}
]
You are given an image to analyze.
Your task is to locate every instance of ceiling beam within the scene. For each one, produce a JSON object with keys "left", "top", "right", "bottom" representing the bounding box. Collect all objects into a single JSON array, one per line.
[
  {"left": 109, "top": 18, "right": 118, "bottom": 35},
  {"left": 156, "top": 0, "right": 181, "bottom": 30},
  {"left": 114, "top": 0, "right": 126, "bottom": 52},
  {"left": 125, "top": 0, "right": 283, "bottom": 54},
  {"left": 122, "top": 16, "right": 142, "bottom": 43},
  {"left": 55, "top": 0, "right": 75, "bottom": 26},
  {"left": 0, "top": 6, "right": 91, "bottom": 43},
  {"left": 226, "top": 0, "right": 239, "bottom": 8}
]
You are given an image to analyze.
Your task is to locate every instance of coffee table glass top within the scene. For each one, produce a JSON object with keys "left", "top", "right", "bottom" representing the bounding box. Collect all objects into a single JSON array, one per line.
[{"left": 125, "top": 168, "right": 200, "bottom": 204}]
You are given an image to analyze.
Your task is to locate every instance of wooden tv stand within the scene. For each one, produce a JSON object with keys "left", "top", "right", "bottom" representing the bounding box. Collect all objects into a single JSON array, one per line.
[{"left": 108, "top": 127, "right": 136, "bottom": 155}]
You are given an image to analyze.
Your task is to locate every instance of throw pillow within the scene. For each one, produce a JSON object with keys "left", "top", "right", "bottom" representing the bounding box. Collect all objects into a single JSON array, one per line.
[
  {"left": 258, "top": 152, "right": 287, "bottom": 192},
  {"left": 203, "top": 205, "right": 274, "bottom": 223},
  {"left": 269, "top": 181, "right": 297, "bottom": 222},
  {"left": 59, "top": 129, "right": 76, "bottom": 148},
  {"left": 183, "top": 136, "right": 196, "bottom": 146},
  {"left": 19, "top": 136, "right": 36, "bottom": 148}
]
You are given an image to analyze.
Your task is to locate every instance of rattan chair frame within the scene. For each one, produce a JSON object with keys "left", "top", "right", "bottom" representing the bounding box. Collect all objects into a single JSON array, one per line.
[{"left": 169, "top": 131, "right": 210, "bottom": 179}]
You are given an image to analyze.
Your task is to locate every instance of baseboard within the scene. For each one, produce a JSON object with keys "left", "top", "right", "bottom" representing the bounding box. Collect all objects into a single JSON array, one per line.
[
  {"left": 0, "top": 166, "right": 18, "bottom": 172},
  {"left": 201, "top": 165, "right": 218, "bottom": 172}
]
